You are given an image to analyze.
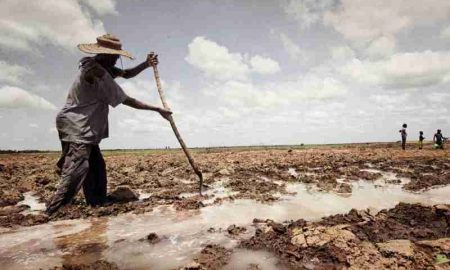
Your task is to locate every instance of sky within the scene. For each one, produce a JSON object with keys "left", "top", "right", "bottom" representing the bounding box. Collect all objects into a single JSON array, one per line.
[{"left": 0, "top": 0, "right": 449, "bottom": 150}]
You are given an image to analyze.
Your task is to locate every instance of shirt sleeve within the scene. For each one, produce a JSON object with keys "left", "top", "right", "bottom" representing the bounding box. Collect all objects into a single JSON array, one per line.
[
  {"left": 97, "top": 73, "right": 128, "bottom": 107},
  {"left": 109, "top": 66, "right": 124, "bottom": 79}
]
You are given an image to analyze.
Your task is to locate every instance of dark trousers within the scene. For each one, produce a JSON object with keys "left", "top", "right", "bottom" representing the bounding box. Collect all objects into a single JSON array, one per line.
[
  {"left": 46, "top": 142, "right": 107, "bottom": 215},
  {"left": 402, "top": 138, "right": 406, "bottom": 150}
]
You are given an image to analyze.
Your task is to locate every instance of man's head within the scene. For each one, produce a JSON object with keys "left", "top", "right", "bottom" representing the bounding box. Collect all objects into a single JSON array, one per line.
[
  {"left": 438, "top": 129, "right": 441, "bottom": 134},
  {"left": 420, "top": 131, "right": 423, "bottom": 134},
  {"left": 95, "top": 54, "right": 120, "bottom": 68},
  {"left": 402, "top": 123, "right": 407, "bottom": 128}
]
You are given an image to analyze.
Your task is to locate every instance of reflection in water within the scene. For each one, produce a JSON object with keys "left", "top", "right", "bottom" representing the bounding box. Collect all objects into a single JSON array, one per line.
[
  {"left": 54, "top": 218, "right": 108, "bottom": 266},
  {"left": 1, "top": 174, "right": 450, "bottom": 269}
]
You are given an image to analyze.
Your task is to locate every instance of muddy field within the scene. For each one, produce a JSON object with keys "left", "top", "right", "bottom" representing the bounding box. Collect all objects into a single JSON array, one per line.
[{"left": 1, "top": 143, "right": 450, "bottom": 269}]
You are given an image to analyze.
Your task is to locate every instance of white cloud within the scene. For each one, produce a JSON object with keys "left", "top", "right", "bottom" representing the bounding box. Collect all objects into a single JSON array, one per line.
[
  {"left": 365, "top": 35, "right": 396, "bottom": 59},
  {"left": 441, "top": 26, "right": 450, "bottom": 39},
  {"left": 205, "top": 73, "right": 347, "bottom": 110},
  {"left": 339, "top": 51, "right": 450, "bottom": 89},
  {"left": 79, "top": 0, "right": 117, "bottom": 15},
  {"left": 282, "top": 0, "right": 336, "bottom": 29},
  {"left": 0, "top": 61, "right": 31, "bottom": 85},
  {"left": 0, "top": 0, "right": 107, "bottom": 52},
  {"left": 0, "top": 86, "right": 57, "bottom": 110},
  {"left": 279, "top": 32, "right": 308, "bottom": 61},
  {"left": 330, "top": 46, "right": 355, "bottom": 61},
  {"left": 186, "top": 36, "right": 280, "bottom": 80},
  {"left": 324, "top": 0, "right": 450, "bottom": 43},
  {"left": 185, "top": 37, "right": 250, "bottom": 81},
  {"left": 249, "top": 55, "right": 281, "bottom": 74}
]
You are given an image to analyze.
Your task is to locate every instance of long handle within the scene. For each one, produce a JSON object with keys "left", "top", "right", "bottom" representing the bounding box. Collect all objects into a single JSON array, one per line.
[{"left": 149, "top": 54, "right": 203, "bottom": 194}]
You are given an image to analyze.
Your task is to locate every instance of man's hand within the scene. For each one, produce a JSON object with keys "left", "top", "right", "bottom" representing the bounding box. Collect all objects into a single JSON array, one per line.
[
  {"left": 158, "top": 107, "right": 172, "bottom": 121},
  {"left": 147, "top": 53, "right": 159, "bottom": 67}
]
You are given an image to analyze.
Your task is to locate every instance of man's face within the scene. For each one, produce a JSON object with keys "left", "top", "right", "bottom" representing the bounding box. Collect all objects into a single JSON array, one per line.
[{"left": 96, "top": 54, "right": 119, "bottom": 67}]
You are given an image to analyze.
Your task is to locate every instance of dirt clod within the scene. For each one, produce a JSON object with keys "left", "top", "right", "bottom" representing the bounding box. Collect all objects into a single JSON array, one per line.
[
  {"left": 108, "top": 185, "right": 138, "bottom": 202},
  {"left": 146, "top": 232, "right": 160, "bottom": 244}
]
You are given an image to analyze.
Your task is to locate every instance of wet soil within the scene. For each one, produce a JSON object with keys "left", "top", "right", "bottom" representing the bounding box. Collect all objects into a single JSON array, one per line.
[
  {"left": 240, "top": 203, "right": 450, "bottom": 269},
  {"left": 48, "top": 260, "right": 119, "bottom": 270},
  {"left": 0, "top": 144, "right": 449, "bottom": 227}
]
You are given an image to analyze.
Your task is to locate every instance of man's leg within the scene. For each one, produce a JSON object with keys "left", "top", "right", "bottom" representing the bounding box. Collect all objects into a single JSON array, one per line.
[
  {"left": 55, "top": 141, "right": 70, "bottom": 175},
  {"left": 83, "top": 145, "right": 107, "bottom": 206},
  {"left": 46, "top": 143, "right": 91, "bottom": 215},
  {"left": 402, "top": 139, "right": 406, "bottom": 150}
]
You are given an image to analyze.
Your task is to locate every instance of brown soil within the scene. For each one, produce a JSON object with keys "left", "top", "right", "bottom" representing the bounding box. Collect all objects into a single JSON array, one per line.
[
  {"left": 240, "top": 203, "right": 450, "bottom": 269},
  {"left": 48, "top": 260, "right": 119, "bottom": 270},
  {"left": 0, "top": 144, "right": 449, "bottom": 227},
  {"left": 178, "top": 244, "right": 232, "bottom": 270}
]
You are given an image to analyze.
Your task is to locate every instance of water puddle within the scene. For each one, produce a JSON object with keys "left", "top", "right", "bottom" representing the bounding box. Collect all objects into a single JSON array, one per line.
[
  {"left": 180, "top": 178, "right": 238, "bottom": 205},
  {"left": 223, "top": 249, "right": 286, "bottom": 270},
  {"left": 137, "top": 190, "right": 152, "bottom": 201},
  {"left": 2, "top": 173, "right": 450, "bottom": 269},
  {"left": 287, "top": 168, "right": 298, "bottom": 178},
  {"left": 16, "top": 192, "right": 46, "bottom": 214}
]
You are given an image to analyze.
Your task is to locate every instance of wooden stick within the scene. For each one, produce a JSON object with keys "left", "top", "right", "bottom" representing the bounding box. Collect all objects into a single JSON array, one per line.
[{"left": 149, "top": 53, "right": 203, "bottom": 194}]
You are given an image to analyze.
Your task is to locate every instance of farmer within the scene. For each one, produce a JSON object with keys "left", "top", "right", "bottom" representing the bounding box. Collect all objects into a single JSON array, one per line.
[
  {"left": 419, "top": 131, "right": 425, "bottom": 150},
  {"left": 45, "top": 34, "right": 172, "bottom": 215},
  {"left": 399, "top": 123, "right": 407, "bottom": 150},
  {"left": 433, "top": 129, "right": 445, "bottom": 150}
]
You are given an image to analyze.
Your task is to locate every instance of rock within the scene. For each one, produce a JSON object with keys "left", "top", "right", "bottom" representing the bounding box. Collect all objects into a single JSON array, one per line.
[
  {"left": 108, "top": 186, "right": 138, "bottom": 202},
  {"left": 418, "top": 238, "right": 450, "bottom": 252},
  {"left": 227, "top": 224, "right": 246, "bottom": 235},
  {"left": 335, "top": 183, "right": 352, "bottom": 193},
  {"left": 298, "top": 224, "right": 356, "bottom": 248},
  {"left": 435, "top": 204, "right": 450, "bottom": 215},
  {"left": 376, "top": 239, "right": 414, "bottom": 258},
  {"left": 146, "top": 232, "right": 161, "bottom": 244},
  {"left": 252, "top": 218, "right": 265, "bottom": 223},
  {"left": 267, "top": 221, "right": 286, "bottom": 234},
  {"left": 291, "top": 233, "right": 307, "bottom": 247},
  {"left": 218, "top": 168, "right": 233, "bottom": 176},
  {"left": 0, "top": 164, "right": 5, "bottom": 172}
]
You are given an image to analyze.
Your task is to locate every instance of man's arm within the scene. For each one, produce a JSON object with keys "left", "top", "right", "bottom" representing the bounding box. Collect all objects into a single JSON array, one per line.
[
  {"left": 118, "top": 53, "right": 159, "bottom": 79},
  {"left": 120, "top": 61, "right": 149, "bottom": 79},
  {"left": 122, "top": 96, "right": 172, "bottom": 120}
]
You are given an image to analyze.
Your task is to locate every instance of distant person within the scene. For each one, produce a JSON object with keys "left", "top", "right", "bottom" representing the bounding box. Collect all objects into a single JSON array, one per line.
[
  {"left": 419, "top": 131, "right": 425, "bottom": 150},
  {"left": 45, "top": 34, "right": 172, "bottom": 215},
  {"left": 399, "top": 123, "right": 407, "bottom": 150},
  {"left": 433, "top": 129, "right": 445, "bottom": 149}
]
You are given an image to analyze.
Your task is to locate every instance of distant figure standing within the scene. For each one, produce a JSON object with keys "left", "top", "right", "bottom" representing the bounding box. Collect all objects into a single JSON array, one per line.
[
  {"left": 399, "top": 123, "right": 407, "bottom": 150},
  {"left": 433, "top": 129, "right": 445, "bottom": 149},
  {"left": 419, "top": 131, "right": 425, "bottom": 150}
]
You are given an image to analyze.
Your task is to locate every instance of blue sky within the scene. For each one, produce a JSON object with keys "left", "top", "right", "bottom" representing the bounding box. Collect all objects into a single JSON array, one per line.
[{"left": 1, "top": 0, "right": 449, "bottom": 150}]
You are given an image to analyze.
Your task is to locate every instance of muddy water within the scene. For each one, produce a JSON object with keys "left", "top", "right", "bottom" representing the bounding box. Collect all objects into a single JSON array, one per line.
[
  {"left": 2, "top": 171, "right": 450, "bottom": 270},
  {"left": 223, "top": 249, "right": 286, "bottom": 270},
  {"left": 16, "top": 192, "right": 46, "bottom": 214}
]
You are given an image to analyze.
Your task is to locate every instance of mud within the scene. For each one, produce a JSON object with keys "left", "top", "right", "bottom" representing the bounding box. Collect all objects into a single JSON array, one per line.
[
  {"left": 49, "top": 260, "right": 119, "bottom": 270},
  {"left": 0, "top": 145, "right": 449, "bottom": 227},
  {"left": 0, "top": 144, "right": 450, "bottom": 268},
  {"left": 240, "top": 203, "right": 450, "bottom": 269}
]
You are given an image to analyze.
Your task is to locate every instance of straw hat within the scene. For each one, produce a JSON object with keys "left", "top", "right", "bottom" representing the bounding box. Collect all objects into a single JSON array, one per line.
[{"left": 77, "top": 34, "right": 134, "bottom": 59}]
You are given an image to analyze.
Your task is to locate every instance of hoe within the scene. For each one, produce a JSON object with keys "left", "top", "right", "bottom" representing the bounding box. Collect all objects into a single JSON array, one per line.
[{"left": 149, "top": 52, "right": 203, "bottom": 195}]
